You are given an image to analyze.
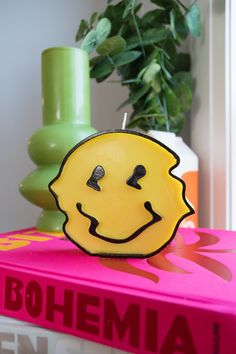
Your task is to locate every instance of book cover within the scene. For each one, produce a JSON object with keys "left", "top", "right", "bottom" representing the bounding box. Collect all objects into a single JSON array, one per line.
[
  {"left": 0, "top": 227, "right": 236, "bottom": 354},
  {"left": 0, "top": 315, "right": 127, "bottom": 354}
]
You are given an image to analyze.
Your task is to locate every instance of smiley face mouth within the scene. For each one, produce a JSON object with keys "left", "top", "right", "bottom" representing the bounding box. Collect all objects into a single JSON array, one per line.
[{"left": 76, "top": 201, "right": 162, "bottom": 244}]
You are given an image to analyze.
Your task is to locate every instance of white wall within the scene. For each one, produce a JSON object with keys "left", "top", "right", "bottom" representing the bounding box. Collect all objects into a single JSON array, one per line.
[{"left": 0, "top": 0, "right": 131, "bottom": 232}]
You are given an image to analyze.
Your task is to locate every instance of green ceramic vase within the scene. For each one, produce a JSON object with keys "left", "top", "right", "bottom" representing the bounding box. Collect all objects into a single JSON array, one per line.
[{"left": 19, "top": 47, "right": 96, "bottom": 232}]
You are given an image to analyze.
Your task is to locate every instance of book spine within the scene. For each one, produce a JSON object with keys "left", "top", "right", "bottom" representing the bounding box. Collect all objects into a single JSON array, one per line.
[{"left": 0, "top": 267, "right": 235, "bottom": 354}]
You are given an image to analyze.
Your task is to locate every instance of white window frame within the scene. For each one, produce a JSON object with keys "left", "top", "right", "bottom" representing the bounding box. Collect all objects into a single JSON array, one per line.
[
  {"left": 226, "top": 0, "right": 236, "bottom": 230},
  {"left": 190, "top": 0, "right": 231, "bottom": 229}
]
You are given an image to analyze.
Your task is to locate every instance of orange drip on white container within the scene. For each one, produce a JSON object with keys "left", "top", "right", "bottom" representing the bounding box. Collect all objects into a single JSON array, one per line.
[{"left": 148, "top": 131, "right": 198, "bottom": 227}]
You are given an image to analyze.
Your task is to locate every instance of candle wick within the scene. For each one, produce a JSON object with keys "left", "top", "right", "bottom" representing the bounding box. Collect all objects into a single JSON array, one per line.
[{"left": 122, "top": 113, "right": 128, "bottom": 130}]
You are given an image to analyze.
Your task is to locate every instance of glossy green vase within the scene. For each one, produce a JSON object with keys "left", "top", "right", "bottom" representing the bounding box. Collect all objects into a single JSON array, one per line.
[{"left": 20, "top": 47, "right": 96, "bottom": 232}]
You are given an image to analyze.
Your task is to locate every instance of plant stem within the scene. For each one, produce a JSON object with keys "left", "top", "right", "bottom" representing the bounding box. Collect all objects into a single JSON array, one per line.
[
  {"left": 175, "top": 0, "right": 188, "bottom": 12},
  {"left": 107, "top": 55, "right": 123, "bottom": 77},
  {"left": 107, "top": 55, "right": 116, "bottom": 67},
  {"left": 118, "top": 24, "right": 125, "bottom": 36},
  {"left": 162, "top": 97, "right": 170, "bottom": 132},
  {"left": 134, "top": 113, "right": 165, "bottom": 118},
  {"left": 131, "top": 9, "right": 146, "bottom": 57}
]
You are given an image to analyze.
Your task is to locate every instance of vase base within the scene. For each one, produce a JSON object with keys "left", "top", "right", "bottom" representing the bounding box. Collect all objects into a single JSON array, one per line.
[{"left": 37, "top": 209, "right": 65, "bottom": 232}]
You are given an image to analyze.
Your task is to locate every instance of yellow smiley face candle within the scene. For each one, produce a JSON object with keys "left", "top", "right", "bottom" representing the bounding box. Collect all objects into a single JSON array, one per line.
[{"left": 49, "top": 130, "right": 194, "bottom": 257}]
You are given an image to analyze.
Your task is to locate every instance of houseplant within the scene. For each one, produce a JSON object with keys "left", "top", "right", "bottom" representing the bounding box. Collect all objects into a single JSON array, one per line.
[
  {"left": 75, "top": 0, "right": 201, "bottom": 133},
  {"left": 75, "top": 0, "right": 201, "bottom": 228}
]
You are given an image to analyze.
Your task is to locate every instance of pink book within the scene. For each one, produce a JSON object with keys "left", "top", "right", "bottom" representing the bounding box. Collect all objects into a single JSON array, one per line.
[{"left": 0, "top": 227, "right": 236, "bottom": 354}]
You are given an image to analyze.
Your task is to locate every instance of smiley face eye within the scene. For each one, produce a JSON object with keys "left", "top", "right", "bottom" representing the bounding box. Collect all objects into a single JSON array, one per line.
[
  {"left": 127, "top": 165, "right": 146, "bottom": 190},
  {"left": 87, "top": 165, "right": 105, "bottom": 191}
]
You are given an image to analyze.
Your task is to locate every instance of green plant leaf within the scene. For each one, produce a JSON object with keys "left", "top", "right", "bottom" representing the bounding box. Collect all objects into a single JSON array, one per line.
[
  {"left": 175, "top": 53, "right": 191, "bottom": 71},
  {"left": 128, "top": 110, "right": 167, "bottom": 131},
  {"left": 90, "top": 57, "right": 114, "bottom": 79},
  {"left": 96, "top": 18, "right": 112, "bottom": 44},
  {"left": 127, "top": 113, "right": 147, "bottom": 129},
  {"left": 126, "top": 28, "right": 169, "bottom": 50},
  {"left": 96, "top": 72, "right": 114, "bottom": 83},
  {"left": 162, "top": 40, "right": 177, "bottom": 65},
  {"left": 142, "top": 62, "right": 161, "bottom": 84},
  {"left": 170, "top": 9, "right": 177, "bottom": 40},
  {"left": 174, "top": 82, "right": 192, "bottom": 112},
  {"left": 121, "top": 78, "right": 142, "bottom": 84},
  {"left": 113, "top": 50, "right": 142, "bottom": 66},
  {"left": 172, "top": 71, "right": 193, "bottom": 89},
  {"left": 90, "top": 55, "right": 105, "bottom": 67},
  {"left": 128, "top": 112, "right": 160, "bottom": 127},
  {"left": 128, "top": 115, "right": 146, "bottom": 128},
  {"left": 186, "top": 3, "right": 201, "bottom": 37},
  {"left": 165, "top": 88, "right": 180, "bottom": 116},
  {"left": 153, "top": 75, "right": 161, "bottom": 92},
  {"left": 175, "top": 8, "right": 189, "bottom": 41},
  {"left": 117, "top": 84, "right": 151, "bottom": 110},
  {"left": 141, "top": 9, "right": 169, "bottom": 28},
  {"left": 122, "top": 0, "right": 134, "bottom": 19},
  {"left": 118, "top": 64, "right": 132, "bottom": 80},
  {"left": 139, "top": 48, "right": 160, "bottom": 71},
  {"left": 75, "top": 19, "right": 90, "bottom": 42},
  {"left": 150, "top": 0, "right": 176, "bottom": 9},
  {"left": 162, "top": 65, "right": 172, "bottom": 80},
  {"left": 80, "top": 29, "right": 98, "bottom": 54},
  {"left": 134, "top": 2, "right": 143, "bottom": 15},
  {"left": 102, "top": 3, "right": 126, "bottom": 35},
  {"left": 89, "top": 12, "right": 98, "bottom": 26},
  {"left": 169, "top": 113, "right": 185, "bottom": 133},
  {"left": 96, "top": 36, "right": 126, "bottom": 56}
]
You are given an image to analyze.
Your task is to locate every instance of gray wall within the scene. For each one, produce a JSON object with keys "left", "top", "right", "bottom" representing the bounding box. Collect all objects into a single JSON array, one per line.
[{"left": 0, "top": 0, "right": 131, "bottom": 231}]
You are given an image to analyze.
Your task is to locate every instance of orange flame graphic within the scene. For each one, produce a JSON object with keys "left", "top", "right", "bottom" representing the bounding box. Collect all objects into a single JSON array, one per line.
[
  {"left": 100, "top": 258, "right": 159, "bottom": 283},
  {"left": 100, "top": 231, "right": 236, "bottom": 283}
]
